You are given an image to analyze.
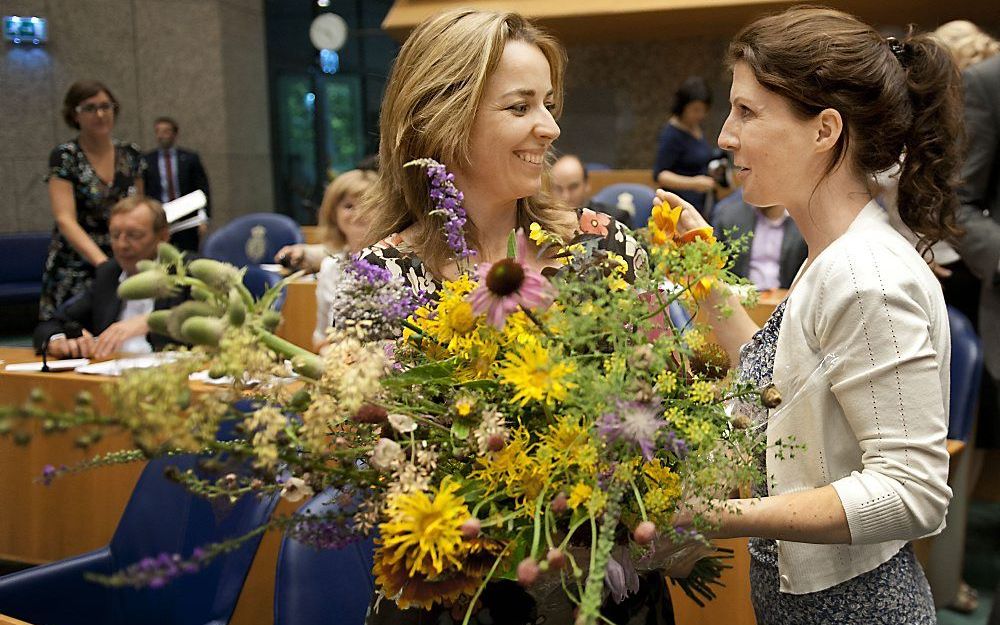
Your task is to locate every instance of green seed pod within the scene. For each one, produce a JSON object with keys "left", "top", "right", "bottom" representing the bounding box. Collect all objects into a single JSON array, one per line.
[
  {"left": 208, "top": 364, "right": 228, "bottom": 379},
  {"left": 228, "top": 289, "right": 246, "bottom": 327},
  {"left": 13, "top": 432, "right": 31, "bottom": 446},
  {"left": 292, "top": 353, "right": 324, "bottom": 380},
  {"left": 136, "top": 259, "right": 159, "bottom": 273},
  {"left": 180, "top": 316, "right": 226, "bottom": 347},
  {"left": 118, "top": 270, "right": 177, "bottom": 300},
  {"left": 0, "top": 418, "right": 11, "bottom": 435},
  {"left": 261, "top": 310, "right": 282, "bottom": 332},
  {"left": 188, "top": 258, "right": 239, "bottom": 290},
  {"left": 157, "top": 242, "right": 183, "bottom": 266},
  {"left": 287, "top": 388, "right": 311, "bottom": 412},
  {"left": 191, "top": 285, "right": 213, "bottom": 302},
  {"left": 75, "top": 390, "right": 93, "bottom": 407},
  {"left": 28, "top": 388, "right": 46, "bottom": 404},
  {"left": 166, "top": 301, "right": 216, "bottom": 341},
  {"left": 177, "top": 388, "right": 192, "bottom": 410},
  {"left": 147, "top": 310, "right": 171, "bottom": 337},
  {"left": 74, "top": 435, "right": 92, "bottom": 449}
]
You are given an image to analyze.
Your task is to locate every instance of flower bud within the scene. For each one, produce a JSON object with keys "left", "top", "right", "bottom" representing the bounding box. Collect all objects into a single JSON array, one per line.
[
  {"left": 147, "top": 310, "right": 171, "bottom": 337},
  {"left": 262, "top": 310, "right": 282, "bottom": 332},
  {"left": 353, "top": 403, "right": 388, "bottom": 424},
  {"left": 486, "top": 433, "right": 505, "bottom": 452},
  {"left": 370, "top": 438, "right": 404, "bottom": 471},
  {"left": 227, "top": 289, "right": 246, "bottom": 327},
  {"left": 156, "top": 242, "right": 183, "bottom": 266},
  {"left": 166, "top": 301, "right": 216, "bottom": 341},
  {"left": 546, "top": 548, "right": 566, "bottom": 570},
  {"left": 633, "top": 521, "right": 656, "bottom": 545},
  {"left": 188, "top": 258, "right": 239, "bottom": 290},
  {"left": 550, "top": 492, "right": 569, "bottom": 514},
  {"left": 135, "top": 259, "right": 159, "bottom": 273},
  {"left": 180, "top": 316, "right": 226, "bottom": 347},
  {"left": 388, "top": 413, "right": 417, "bottom": 434},
  {"left": 460, "top": 517, "right": 481, "bottom": 539},
  {"left": 516, "top": 557, "right": 540, "bottom": 587},
  {"left": 731, "top": 413, "right": 752, "bottom": 429},
  {"left": 118, "top": 270, "right": 176, "bottom": 300},
  {"left": 760, "top": 384, "right": 782, "bottom": 409},
  {"left": 291, "top": 353, "right": 324, "bottom": 380}
]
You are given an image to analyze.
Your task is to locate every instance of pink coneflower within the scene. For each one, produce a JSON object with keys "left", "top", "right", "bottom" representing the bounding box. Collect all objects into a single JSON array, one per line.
[{"left": 467, "top": 230, "right": 552, "bottom": 329}]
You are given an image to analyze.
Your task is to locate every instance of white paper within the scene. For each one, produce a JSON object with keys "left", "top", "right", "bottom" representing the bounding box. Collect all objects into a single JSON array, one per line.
[
  {"left": 4, "top": 358, "right": 90, "bottom": 372},
  {"left": 168, "top": 208, "right": 208, "bottom": 234},
  {"left": 163, "top": 190, "right": 207, "bottom": 224},
  {"left": 74, "top": 352, "right": 181, "bottom": 376}
]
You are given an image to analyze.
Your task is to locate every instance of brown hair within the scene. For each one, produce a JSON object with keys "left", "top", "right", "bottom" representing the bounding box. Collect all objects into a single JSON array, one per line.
[
  {"left": 361, "top": 9, "right": 576, "bottom": 275},
  {"left": 318, "top": 169, "right": 377, "bottom": 250},
  {"left": 111, "top": 196, "right": 167, "bottom": 233},
  {"left": 727, "top": 6, "right": 963, "bottom": 253},
  {"left": 154, "top": 116, "right": 179, "bottom": 132},
  {"left": 62, "top": 80, "right": 119, "bottom": 130}
]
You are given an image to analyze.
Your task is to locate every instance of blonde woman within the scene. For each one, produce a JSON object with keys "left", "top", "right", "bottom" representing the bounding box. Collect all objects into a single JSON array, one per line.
[
  {"left": 356, "top": 10, "right": 646, "bottom": 301},
  {"left": 933, "top": 20, "right": 1000, "bottom": 71},
  {"left": 359, "top": 9, "right": 654, "bottom": 624},
  {"left": 274, "top": 169, "right": 376, "bottom": 350}
]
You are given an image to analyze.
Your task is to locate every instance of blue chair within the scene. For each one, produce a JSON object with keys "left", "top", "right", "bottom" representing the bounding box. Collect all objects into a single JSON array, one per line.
[
  {"left": 203, "top": 213, "right": 303, "bottom": 266},
  {"left": 0, "top": 232, "right": 49, "bottom": 305},
  {"left": 274, "top": 488, "right": 375, "bottom": 625},
  {"left": 243, "top": 265, "right": 286, "bottom": 309},
  {"left": 668, "top": 300, "right": 692, "bottom": 332},
  {"left": 947, "top": 305, "right": 983, "bottom": 442},
  {"left": 0, "top": 454, "right": 280, "bottom": 625},
  {"left": 591, "top": 183, "right": 657, "bottom": 229},
  {"left": 585, "top": 162, "right": 612, "bottom": 172}
]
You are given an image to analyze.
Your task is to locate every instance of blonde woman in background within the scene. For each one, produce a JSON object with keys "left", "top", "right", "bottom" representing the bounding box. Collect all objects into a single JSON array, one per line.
[
  {"left": 933, "top": 20, "right": 1000, "bottom": 71},
  {"left": 274, "top": 169, "right": 376, "bottom": 350}
]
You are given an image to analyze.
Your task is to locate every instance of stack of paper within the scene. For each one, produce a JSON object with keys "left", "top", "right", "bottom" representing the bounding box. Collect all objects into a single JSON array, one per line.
[{"left": 164, "top": 190, "right": 208, "bottom": 234}]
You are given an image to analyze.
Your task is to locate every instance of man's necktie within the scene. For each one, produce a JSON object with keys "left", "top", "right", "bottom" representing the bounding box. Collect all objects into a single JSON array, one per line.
[{"left": 164, "top": 151, "right": 178, "bottom": 201}]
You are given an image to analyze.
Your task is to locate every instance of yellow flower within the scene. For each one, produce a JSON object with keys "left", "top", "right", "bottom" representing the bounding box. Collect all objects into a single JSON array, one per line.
[
  {"left": 648, "top": 202, "right": 683, "bottom": 245},
  {"left": 529, "top": 221, "right": 563, "bottom": 246},
  {"left": 500, "top": 342, "right": 576, "bottom": 406},
  {"left": 656, "top": 370, "right": 678, "bottom": 394},
  {"left": 684, "top": 328, "right": 707, "bottom": 352},
  {"left": 689, "top": 380, "right": 715, "bottom": 405},
  {"left": 455, "top": 396, "right": 475, "bottom": 417},
  {"left": 567, "top": 482, "right": 593, "bottom": 510},
  {"left": 538, "top": 415, "right": 597, "bottom": 475},
  {"left": 378, "top": 477, "right": 470, "bottom": 577}
]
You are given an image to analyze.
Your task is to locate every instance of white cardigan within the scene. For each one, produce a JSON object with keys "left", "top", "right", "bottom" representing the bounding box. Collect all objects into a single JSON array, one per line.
[{"left": 765, "top": 200, "right": 952, "bottom": 594}]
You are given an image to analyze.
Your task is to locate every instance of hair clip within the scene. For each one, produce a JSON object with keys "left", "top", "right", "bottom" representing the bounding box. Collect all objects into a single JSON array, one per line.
[{"left": 885, "top": 37, "right": 906, "bottom": 65}]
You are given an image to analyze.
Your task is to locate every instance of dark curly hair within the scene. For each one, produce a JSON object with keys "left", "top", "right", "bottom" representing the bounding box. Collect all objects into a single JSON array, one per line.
[{"left": 727, "top": 6, "right": 963, "bottom": 253}]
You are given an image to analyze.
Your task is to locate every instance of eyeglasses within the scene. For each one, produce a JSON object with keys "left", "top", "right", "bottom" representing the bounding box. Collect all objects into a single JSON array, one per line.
[{"left": 75, "top": 102, "right": 118, "bottom": 114}]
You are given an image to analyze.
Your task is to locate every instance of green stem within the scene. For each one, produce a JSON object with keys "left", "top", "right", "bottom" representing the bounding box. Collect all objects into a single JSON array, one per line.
[
  {"left": 461, "top": 544, "right": 512, "bottom": 625},
  {"left": 630, "top": 477, "right": 648, "bottom": 522}
]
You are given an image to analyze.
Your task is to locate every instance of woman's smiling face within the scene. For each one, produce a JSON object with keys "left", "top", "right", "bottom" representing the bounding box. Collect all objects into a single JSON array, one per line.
[{"left": 454, "top": 40, "right": 561, "bottom": 207}]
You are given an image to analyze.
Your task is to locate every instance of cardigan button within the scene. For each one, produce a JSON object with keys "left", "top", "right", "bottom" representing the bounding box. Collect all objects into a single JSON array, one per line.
[{"left": 780, "top": 574, "right": 789, "bottom": 585}]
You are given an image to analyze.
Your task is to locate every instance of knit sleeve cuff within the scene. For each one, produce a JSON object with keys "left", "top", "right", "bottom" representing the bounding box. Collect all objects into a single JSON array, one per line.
[{"left": 830, "top": 473, "right": 912, "bottom": 545}]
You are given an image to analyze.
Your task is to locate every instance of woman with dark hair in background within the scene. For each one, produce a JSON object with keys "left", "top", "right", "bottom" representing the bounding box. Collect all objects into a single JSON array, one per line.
[
  {"left": 663, "top": 6, "right": 962, "bottom": 624},
  {"left": 653, "top": 76, "right": 717, "bottom": 217},
  {"left": 39, "top": 80, "right": 145, "bottom": 320}
]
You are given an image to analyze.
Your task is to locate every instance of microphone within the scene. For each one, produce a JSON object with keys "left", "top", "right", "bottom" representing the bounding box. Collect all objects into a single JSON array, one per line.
[{"left": 40, "top": 321, "right": 85, "bottom": 373}]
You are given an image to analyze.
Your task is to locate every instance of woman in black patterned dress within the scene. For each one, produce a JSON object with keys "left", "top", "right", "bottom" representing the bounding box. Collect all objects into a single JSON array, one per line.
[
  {"left": 39, "top": 80, "right": 145, "bottom": 320},
  {"left": 355, "top": 9, "right": 668, "bottom": 625}
]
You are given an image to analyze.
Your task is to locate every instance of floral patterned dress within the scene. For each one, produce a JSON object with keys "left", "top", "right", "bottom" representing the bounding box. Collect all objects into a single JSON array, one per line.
[
  {"left": 734, "top": 301, "right": 936, "bottom": 625},
  {"left": 357, "top": 208, "right": 647, "bottom": 302},
  {"left": 359, "top": 211, "right": 675, "bottom": 625},
  {"left": 39, "top": 139, "right": 145, "bottom": 320}
]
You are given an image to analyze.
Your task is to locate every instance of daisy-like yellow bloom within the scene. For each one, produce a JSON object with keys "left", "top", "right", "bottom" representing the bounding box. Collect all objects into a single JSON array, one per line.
[
  {"left": 567, "top": 482, "right": 593, "bottom": 510},
  {"left": 378, "top": 477, "right": 470, "bottom": 578},
  {"left": 604, "top": 251, "right": 630, "bottom": 292},
  {"left": 648, "top": 202, "right": 683, "bottom": 245},
  {"left": 537, "top": 415, "right": 597, "bottom": 475},
  {"left": 656, "top": 370, "right": 678, "bottom": 394},
  {"left": 500, "top": 342, "right": 577, "bottom": 406},
  {"left": 408, "top": 275, "right": 479, "bottom": 350},
  {"left": 689, "top": 379, "right": 716, "bottom": 404}
]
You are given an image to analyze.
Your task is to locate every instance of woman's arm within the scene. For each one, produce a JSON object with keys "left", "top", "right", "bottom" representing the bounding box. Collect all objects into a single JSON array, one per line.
[
  {"left": 655, "top": 169, "right": 717, "bottom": 194},
  {"left": 655, "top": 189, "right": 758, "bottom": 364},
  {"left": 48, "top": 178, "right": 108, "bottom": 266},
  {"left": 682, "top": 486, "right": 851, "bottom": 544}
]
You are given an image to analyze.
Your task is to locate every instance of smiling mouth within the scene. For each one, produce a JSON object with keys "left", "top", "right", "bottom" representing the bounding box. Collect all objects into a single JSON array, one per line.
[{"left": 514, "top": 151, "right": 544, "bottom": 166}]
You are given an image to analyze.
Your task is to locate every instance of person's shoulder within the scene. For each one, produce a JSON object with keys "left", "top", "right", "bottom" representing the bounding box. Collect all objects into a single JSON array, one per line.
[
  {"left": 357, "top": 234, "right": 421, "bottom": 272},
  {"left": 95, "top": 258, "right": 123, "bottom": 283},
  {"left": 49, "top": 141, "right": 79, "bottom": 158},
  {"left": 114, "top": 140, "right": 143, "bottom": 157},
  {"left": 965, "top": 53, "right": 1000, "bottom": 81}
]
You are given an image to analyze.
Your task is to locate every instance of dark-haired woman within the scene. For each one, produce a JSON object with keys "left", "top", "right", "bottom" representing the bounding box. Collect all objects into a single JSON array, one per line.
[
  {"left": 653, "top": 76, "right": 716, "bottom": 217},
  {"left": 39, "top": 80, "right": 145, "bottom": 320},
  {"left": 664, "top": 7, "right": 962, "bottom": 624}
]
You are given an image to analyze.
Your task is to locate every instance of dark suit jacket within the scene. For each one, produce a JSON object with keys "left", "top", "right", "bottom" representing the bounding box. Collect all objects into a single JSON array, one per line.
[
  {"left": 955, "top": 55, "right": 1000, "bottom": 382},
  {"left": 142, "top": 147, "right": 211, "bottom": 252},
  {"left": 33, "top": 259, "right": 185, "bottom": 353},
  {"left": 711, "top": 191, "right": 808, "bottom": 289}
]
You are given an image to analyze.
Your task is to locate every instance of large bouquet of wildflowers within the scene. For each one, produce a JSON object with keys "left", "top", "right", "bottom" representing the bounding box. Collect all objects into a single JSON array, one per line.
[{"left": 2, "top": 160, "right": 773, "bottom": 625}]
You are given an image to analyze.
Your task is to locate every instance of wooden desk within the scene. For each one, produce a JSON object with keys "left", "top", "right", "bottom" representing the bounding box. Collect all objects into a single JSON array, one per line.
[
  {"left": 276, "top": 279, "right": 318, "bottom": 351},
  {"left": 588, "top": 169, "right": 654, "bottom": 196},
  {"left": 0, "top": 349, "right": 279, "bottom": 625},
  {"left": 0, "top": 614, "right": 35, "bottom": 625}
]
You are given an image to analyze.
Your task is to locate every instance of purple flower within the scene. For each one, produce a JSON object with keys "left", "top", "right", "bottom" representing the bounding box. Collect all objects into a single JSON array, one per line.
[
  {"left": 405, "top": 158, "right": 475, "bottom": 261},
  {"left": 41, "top": 464, "right": 58, "bottom": 486},
  {"left": 598, "top": 399, "right": 667, "bottom": 460},
  {"left": 467, "top": 230, "right": 552, "bottom": 329}
]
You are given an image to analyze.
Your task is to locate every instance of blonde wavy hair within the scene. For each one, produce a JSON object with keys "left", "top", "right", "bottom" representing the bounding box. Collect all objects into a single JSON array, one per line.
[
  {"left": 933, "top": 20, "right": 1000, "bottom": 70},
  {"left": 318, "top": 169, "right": 377, "bottom": 251},
  {"left": 361, "top": 9, "right": 577, "bottom": 276}
]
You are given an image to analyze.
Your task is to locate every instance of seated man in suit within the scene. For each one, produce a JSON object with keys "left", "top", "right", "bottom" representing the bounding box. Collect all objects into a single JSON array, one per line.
[
  {"left": 34, "top": 196, "right": 181, "bottom": 359},
  {"left": 711, "top": 188, "right": 808, "bottom": 290},
  {"left": 550, "top": 154, "right": 633, "bottom": 228},
  {"left": 142, "top": 116, "right": 211, "bottom": 252}
]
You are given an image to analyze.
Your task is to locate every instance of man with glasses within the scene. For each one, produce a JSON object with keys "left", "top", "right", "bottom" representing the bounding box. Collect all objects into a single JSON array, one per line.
[
  {"left": 141, "top": 116, "right": 212, "bottom": 252},
  {"left": 34, "top": 197, "right": 184, "bottom": 359}
]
